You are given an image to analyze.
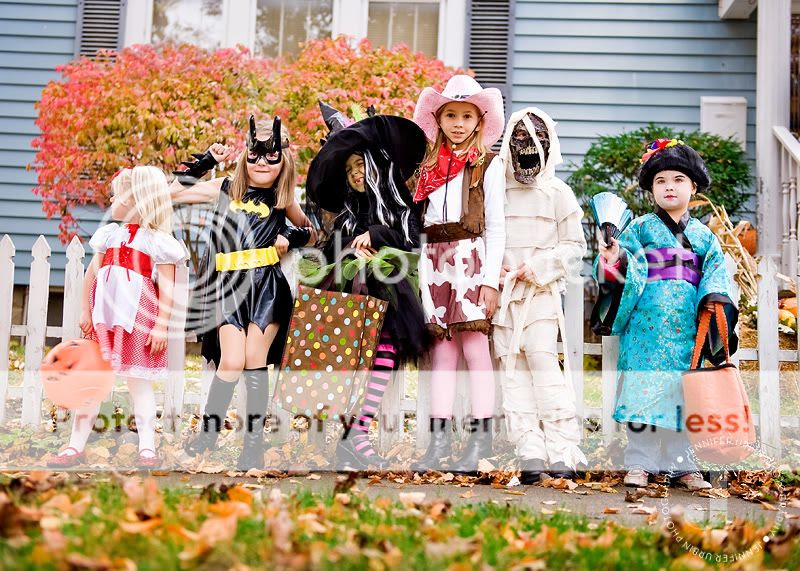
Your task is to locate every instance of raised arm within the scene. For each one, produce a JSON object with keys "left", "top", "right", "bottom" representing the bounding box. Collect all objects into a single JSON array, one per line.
[
  {"left": 170, "top": 143, "right": 236, "bottom": 205},
  {"left": 170, "top": 176, "right": 225, "bottom": 205}
]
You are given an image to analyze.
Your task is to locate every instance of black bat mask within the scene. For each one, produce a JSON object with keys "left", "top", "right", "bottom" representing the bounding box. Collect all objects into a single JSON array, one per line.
[
  {"left": 247, "top": 115, "right": 289, "bottom": 165},
  {"left": 509, "top": 113, "right": 550, "bottom": 184}
]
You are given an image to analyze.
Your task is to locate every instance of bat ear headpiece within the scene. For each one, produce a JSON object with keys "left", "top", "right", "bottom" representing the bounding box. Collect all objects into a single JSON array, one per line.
[{"left": 247, "top": 115, "right": 289, "bottom": 165}]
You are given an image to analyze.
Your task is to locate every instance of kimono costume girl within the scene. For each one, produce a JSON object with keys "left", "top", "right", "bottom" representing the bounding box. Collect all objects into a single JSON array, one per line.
[
  {"left": 305, "top": 103, "right": 432, "bottom": 469},
  {"left": 591, "top": 141, "right": 738, "bottom": 488}
]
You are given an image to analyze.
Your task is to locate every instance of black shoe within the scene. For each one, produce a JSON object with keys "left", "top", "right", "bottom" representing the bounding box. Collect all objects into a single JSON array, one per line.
[
  {"left": 185, "top": 375, "right": 237, "bottom": 456},
  {"left": 449, "top": 418, "right": 493, "bottom": 476},
  {"left": 237, "top": 368, "right": 271, "bottom": 471},
  {"left": 519, "top": 458, "right": 547, "bottom": 485},
  {"left": 411, "top": 418, "right": 453, "bottom": 473},
  {"left": 335, "top": 436, "right": 390, "bottom": 471},
  {"left": 549, "top": 461, "right": 578, "bottom": 480}
]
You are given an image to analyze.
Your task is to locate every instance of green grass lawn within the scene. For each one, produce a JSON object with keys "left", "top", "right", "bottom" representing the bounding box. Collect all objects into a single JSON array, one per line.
[{"left": 1, "top": 475, "right": 797, "bottom": 570}]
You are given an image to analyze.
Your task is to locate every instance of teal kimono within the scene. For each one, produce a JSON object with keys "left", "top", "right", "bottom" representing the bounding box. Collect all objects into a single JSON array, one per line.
[{"left": 590, "top": 208, "right": 739, "bottom": 431}]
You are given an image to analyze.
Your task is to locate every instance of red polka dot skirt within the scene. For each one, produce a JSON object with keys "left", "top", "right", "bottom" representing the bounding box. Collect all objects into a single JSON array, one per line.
[{"left": 89, "top": 278, "right": 167, "bottom": 380}]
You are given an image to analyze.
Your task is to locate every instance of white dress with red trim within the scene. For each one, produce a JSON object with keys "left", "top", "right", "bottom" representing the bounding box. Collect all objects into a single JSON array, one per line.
[{"left": 89, "top": 223, "right": 186, "bottom": 380}]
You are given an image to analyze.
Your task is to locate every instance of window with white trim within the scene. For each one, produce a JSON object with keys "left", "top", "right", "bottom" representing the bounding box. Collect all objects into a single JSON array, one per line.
[
  {"left": 254, "top": 0, "right": 333, "bottom": 58},
  {"left": 151, "top": 0, "right": 226, "bottom": 50},
  {"left": 123, "top": 0, "right": 465, "bottom": 66},
  {"left": 367, "top": 0, "right": 440, "bottom": 57}
]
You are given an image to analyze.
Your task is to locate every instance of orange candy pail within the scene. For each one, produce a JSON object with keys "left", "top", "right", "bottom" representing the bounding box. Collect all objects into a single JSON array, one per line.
[{"left": 41, "top": 339, "right": 115, "bottom": 410}]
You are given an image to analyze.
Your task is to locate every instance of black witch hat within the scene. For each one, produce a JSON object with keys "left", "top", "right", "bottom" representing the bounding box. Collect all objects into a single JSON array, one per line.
[{"left": 306, "top": 105, "right": 426, "bottom": 213}]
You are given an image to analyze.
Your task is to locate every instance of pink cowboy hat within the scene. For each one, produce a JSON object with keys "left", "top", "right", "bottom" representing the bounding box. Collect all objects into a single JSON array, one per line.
[{"left": 413, "top": 74, "right": 505, "bottom": 147}]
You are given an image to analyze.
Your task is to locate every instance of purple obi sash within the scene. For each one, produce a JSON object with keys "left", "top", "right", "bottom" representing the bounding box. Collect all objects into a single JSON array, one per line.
[{"left": 645, "top": 247, "right": 701, "bottom": 286}]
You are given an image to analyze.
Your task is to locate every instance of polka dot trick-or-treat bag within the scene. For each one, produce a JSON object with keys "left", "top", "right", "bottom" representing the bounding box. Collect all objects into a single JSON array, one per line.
[{"left": 274, "top": 286, "right": 388, "bottom": 420}]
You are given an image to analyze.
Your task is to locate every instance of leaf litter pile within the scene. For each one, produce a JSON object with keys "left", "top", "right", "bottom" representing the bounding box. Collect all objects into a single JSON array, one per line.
[
  {"left": 0, "top": 471, "right": 799, "bottom": 570},
  {"left": 2, "top": 419, "right": 800, "bottom": 567}
]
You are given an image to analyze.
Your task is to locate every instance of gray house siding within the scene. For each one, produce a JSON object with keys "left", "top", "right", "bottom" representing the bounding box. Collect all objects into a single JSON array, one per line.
[
  {"left": 0, "top": 0, "right": 103, "bottom": 287},
  {"left": 511, "top": 0, "right": 757, "bottom": 215}
]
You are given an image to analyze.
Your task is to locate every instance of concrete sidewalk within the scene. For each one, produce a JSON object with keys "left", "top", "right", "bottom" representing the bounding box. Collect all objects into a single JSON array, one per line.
[{"left": 149, "top": 472, "right": 799, "bottom": 527}]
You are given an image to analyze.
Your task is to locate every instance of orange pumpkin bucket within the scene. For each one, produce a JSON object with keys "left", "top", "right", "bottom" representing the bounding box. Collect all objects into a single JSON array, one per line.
[{"left": 41, "top": 339, "right": 115, "bottom": 410}]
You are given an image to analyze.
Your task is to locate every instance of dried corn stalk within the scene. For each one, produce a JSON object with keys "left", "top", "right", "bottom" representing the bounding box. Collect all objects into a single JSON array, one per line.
[{"left": 690, "top": 193, "right": 758, "bottom": 306}]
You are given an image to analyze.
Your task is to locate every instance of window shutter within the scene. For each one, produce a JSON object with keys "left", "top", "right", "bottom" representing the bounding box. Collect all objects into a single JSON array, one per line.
[
  {"left": 75, "top": 0, "right": 125, "bottom": 58},
  {"left": 466, "top": 0, "right": 514, "bottom": 126}
]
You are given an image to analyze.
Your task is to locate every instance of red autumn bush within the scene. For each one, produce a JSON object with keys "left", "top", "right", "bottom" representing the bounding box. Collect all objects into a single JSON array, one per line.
[{"left": 33, "top": 37, "right": 459, "bottom": 243}]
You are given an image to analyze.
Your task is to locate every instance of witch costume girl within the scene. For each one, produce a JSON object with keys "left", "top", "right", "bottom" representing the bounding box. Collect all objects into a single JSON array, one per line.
[
  {"left": 591, "top": 139, "right": 738, "bottom": 490},
  {"left": 172, "top": 116, "right": 313, "bottom": 471},
  {"left": 303, "top": 103, "right": 431, "bottom": 469}
]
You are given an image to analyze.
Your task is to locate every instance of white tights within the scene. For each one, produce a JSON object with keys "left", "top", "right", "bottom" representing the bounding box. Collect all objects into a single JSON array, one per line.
[{"left": 60, "top": 377, "right": 157, "bottom": 458}]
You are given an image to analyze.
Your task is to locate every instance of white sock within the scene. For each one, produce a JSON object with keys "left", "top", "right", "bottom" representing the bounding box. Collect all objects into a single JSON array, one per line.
[{"left": 126, "top": 377, "right": 157, "bottom": 456}]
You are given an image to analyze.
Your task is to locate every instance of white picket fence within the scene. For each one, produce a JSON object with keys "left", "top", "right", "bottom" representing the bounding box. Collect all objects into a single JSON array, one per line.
[{"left": 0, "top": 234, "right": 796, "bottom": 458}]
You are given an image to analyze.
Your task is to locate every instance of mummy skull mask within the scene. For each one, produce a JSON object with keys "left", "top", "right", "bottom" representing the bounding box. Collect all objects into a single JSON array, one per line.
[{"left": 510, "top": 113, "right": 550, "bottom": 184}]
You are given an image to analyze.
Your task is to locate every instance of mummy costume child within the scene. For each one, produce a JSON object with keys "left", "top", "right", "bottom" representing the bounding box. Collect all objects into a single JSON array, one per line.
[{"left": 493, "top": 108, "right": 588, "bottom": 482}]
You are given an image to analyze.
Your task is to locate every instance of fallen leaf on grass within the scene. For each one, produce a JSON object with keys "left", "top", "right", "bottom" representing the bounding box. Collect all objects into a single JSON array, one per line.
[
  {"left": 398, "top": 492, "right": 426, "bottom": 508},
  {"left": 65, "top": 553, "right": 113, "bottom": 570},
  {"left": 41, "top": 493, "right": 91, "bottom": 518},
  {"left": 122, "top": 477, "right": 162, "bottom": 519},
  {"left": 119, "top": 518, "right": 162, "bottom": 534},
  {"left": 540, "top": 507, "right": 555, "bottom": 515},
  {"left": 179, "top": 514, "right": 239, "bottom": 561},
  {"left": 425, "top": 537, "right": 480, "bottom": 558},
  {"left": 208, "top": 501, "right": 252, "bottom": 518},
  {"left": 428, "top": 499, "right": 451, "bottom": 519},
  {"left": 226, "top": 486, "right": 253, "bottom": 505},
  {"left": 670, "top": 553, "right": 711, "bottom": 570}
]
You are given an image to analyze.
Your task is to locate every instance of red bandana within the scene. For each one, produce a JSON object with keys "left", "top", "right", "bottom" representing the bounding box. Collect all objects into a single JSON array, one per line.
[{"left": 414, "top": 145, "right": 478, "bottom": 203}]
